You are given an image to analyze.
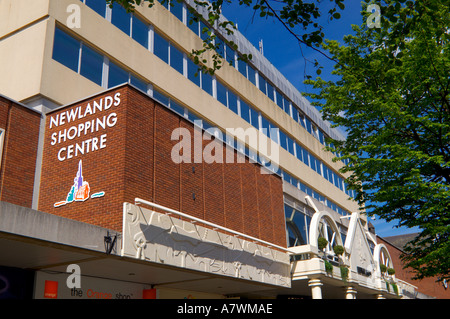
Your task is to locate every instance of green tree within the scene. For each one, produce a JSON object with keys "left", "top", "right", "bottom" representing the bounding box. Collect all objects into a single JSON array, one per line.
[{"left": 305, "top": 0, "right": 450, "bottom": 281}]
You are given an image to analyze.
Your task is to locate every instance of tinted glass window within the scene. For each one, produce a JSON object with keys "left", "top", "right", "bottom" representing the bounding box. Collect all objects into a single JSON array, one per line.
[
  {"left": 247, "top": 65, "right": 256, "bottom": 85},
  {"left": 170, "top": 45, "right": 184, "bottom": 74},
  {"left": 216, "top": 80, "right": 227, "bottom": 106},
  {"left": 80, "top": 44, "right": 103, "bottom": 85},
  {"left": 85, "top": 0, "right": 106, "bottom": 17},
  {"left": 53, "top": 27, "right": 80, "bottom": 73},
  {"left": 240, "top": 100, "right": 250, "bottom": 123},
  {"left": 153, "top": 32, "right": 169, "bottom": 63},
  {"left": 228, "top": 90, "right": 238, "bottom": 115},
  {"left": 186, "top": 9, "right": 199, "bottom": 35},
  {"left": 187, "top": 58, "right": 200, "bottom": 86},
  {"left": 108, "top": 62, "right": 128, "bottom": 88},
  {"left": 170, "top": 0, "right": 184, "bottom": 22},
  {"left": 153, "top": 89, "right": 169, "bottom": 106},
  {"left": 130, "top": 74, "right": 148, "bottom": 92},
  {"left": 201, "top": 71, "right": 213, "bottom": 96},
  {"left": 111, "top": 3, "right": 131, "bottom": 35},
  {"left": 132, "top": 15, "right": 149, "bottom": 49}
]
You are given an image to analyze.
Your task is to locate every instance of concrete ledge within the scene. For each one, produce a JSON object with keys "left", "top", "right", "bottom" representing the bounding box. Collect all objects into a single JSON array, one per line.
[{"left": 0, "top": 201, "right": 120, "bottom": 254}]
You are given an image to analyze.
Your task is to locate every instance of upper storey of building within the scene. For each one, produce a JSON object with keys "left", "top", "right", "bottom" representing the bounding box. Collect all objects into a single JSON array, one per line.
[{"left": 0, "top": 0, "right": 361, "bottom": 217}]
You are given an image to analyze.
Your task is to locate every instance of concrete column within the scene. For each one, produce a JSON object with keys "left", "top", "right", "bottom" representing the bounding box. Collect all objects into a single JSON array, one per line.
[
  {"left": 375, "top": 293, "right": 385, "bottom": 299},
  {"left": 308, "top": 279, "right": 323, "bottom": 299},
  {"left": 345, "top": 286, "right": 357, "bottom": 299}
]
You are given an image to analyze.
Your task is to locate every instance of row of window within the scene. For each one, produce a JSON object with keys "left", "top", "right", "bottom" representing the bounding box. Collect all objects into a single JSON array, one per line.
[
  {"left": 76, "top": 0, "right": 355, "bottom": 199},
  {"left": 157, "top": 0, "right": 350, "bottom": 162},
  {"left": 61, "top": 3, "right": 355, "bottom": 212}
]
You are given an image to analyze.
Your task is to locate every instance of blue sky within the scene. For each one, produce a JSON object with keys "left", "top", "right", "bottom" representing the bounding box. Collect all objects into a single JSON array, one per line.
[{"left": 222, "top": 1, "right": 420, "bottom": 238}]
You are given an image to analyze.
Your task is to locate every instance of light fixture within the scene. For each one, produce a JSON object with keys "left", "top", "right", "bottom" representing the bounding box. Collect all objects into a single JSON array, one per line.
[{"left": 104, "top": 231, "right": 117, "bottom": 255}]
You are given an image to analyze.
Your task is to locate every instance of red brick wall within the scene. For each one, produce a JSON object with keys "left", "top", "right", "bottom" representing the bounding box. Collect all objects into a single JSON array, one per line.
[
  {"left": 378, "top": 237, "right": 450, "bottom": 299},
  {"left": 0, "top": 96, "right": 41, "bottom": 208},
  {"left": 38, "top": 85, "right": 287, "bottom": 247}
]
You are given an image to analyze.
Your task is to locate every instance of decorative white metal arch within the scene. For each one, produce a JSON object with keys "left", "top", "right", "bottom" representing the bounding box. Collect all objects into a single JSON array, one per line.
[
  {"left": 309, "top": 209, "right": 344, "bottom": 254},
  {"left": 373, "top": 243, "right": 395, "bottom": 278}
]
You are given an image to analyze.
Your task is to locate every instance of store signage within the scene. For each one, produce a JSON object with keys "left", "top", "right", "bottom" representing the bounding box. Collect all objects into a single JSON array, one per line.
[
  {"left": 48, "top": 93, "right": 121, "bottom": 162},
  {"left": 54, "top": 159, "right": 105, "bottom": 208},
  {"left": 44, "top": 280, "right": 58, "bottom": 299}
]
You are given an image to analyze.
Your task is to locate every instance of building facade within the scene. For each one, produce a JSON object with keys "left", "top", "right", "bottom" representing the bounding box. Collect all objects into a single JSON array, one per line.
[{"left": 0, "top": 0, "right": 445, "bottom": 299}]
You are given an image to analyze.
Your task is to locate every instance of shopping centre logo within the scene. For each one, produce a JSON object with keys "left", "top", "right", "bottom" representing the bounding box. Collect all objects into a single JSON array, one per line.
[
  {"left": 171, "top": 121, "right": 280, "bottom": 174},
  {"left": 54, "top": 160, "right": 105, "bottom": 208}
]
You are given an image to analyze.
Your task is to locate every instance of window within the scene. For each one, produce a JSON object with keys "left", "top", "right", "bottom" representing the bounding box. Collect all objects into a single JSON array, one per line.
[
  {"left": 153, "top": 31, "right": 169, "bottom": 63},
  {"left": 258, "top": 75, "right": 267, "bottom": 95},
  {"left": 292, "top": 106, "right": 299, "bottom": 123},
  {"left": 285, "top": 204, "right": 311, "bottom": 247},
  {"left": 187, "top": 58, "right": 200, "bottom": 86},
  {"left": 85, "top": 0, "right": 106, "bottom": 17},
  {"left": 186, "top": 9, "right": 199, "bottom": 35},
  {"left": 249, "top": 106, "right": 259, "bottom": 128},
  {"left": 228, "top": 90, "right": 238, "bottom": 115},
  {"left": 108, "top": 61, "right": 129, "bottom": 88},
  {"left": 201, "top": 71, "right": 213, "bottom": 96},
  {"left": 169, "top": 0, "right": 184, "bottom": 22},
  {"left": 238, "top": 57, "right": 247, "bottom": 78},
  {"left": 130, "top": 74, "right": 148, "bottom": 92},
  {"left": 170, "top": 44, "right": 184, "bottom": 74},
  {"left": 132, "top": 15, "right": 149, "bottom": 49},
  {"left": 80, "top": 44, "right": 103, "bottom": 86},
  {"left": 275, "top": 90, "right": 283, "bottom": 110},
  {"left": 279, "top": 130, "right": 287, "bottom": 150},
  {"left": 260, "top": 116, "right": 270, "bottom": 137},
  {"left": 153, "top": 89, "right": 169, "bottom": 106},
  {"left": 240, "top": 101, "right": 250, "bottom": 123},
  {"left": 111, "top": 3, "right": 131, "bottom": 35},
  {"left": 295, "top": 143, "right": 304, "bottom": 162},
  {"left": 216, "top": 80, "right": 227, "bottom": 107},
  {"left": 247, "top": 65, "right": 256, "bottom": 85},
  {"left": 225, "top": 44, "right": 235, "bottom": 66},
  {"left": 266, "top": 82, "right": 274, "bottom": 101},
  {"left": 53, "top": 27, "right": 80, "bottom": 73},
  {"left": 170, "top": 100, "right": 185, "bottom": 116},
  {"left": 199, "top": 21, "right": 210, "bottom": 41}
]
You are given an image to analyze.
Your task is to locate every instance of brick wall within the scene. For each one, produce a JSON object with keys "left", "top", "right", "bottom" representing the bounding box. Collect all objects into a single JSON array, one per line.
[
  {"left": 0, "top": 96, "right": 41, "bottom": 208},
  {"left": 38, "top": 85, "right": 287, "bottom": 247},
  {"left": 378, "top": 237, "right": 450, "bottom": 299}
]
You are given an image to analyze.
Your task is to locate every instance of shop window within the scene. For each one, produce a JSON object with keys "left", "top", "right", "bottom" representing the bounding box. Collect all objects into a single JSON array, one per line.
[{"left": 53, "top": 27, "right": 80, "bottom": 73}]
